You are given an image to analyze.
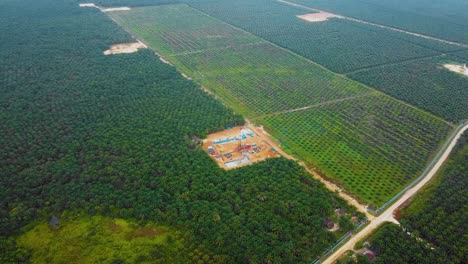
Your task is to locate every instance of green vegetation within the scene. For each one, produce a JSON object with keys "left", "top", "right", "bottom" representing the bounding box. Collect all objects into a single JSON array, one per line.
[
  {"left": 291, "top": 0, "right": 468, "bottom": 44},
  {"left": 174, "top": 43, "right": 368, "bottom": 115},
  {"left": 349, "top": 55, "right": 468, "bottom": 122},
  {"left": 191, "top": 0, "right": 454, "bottom": 73},
  {"left": 109, "top": 4, "right": 262, "bottom": 56},
  {"left": 109, "top": 3, "right": 454, "bottom": 206},
  {"left": 453, "top": 49, "right": 468, "bottom": 61},
  {"left": 109, "top": 4, "right": 369, "bottom": 116},
  {"left": 108, "top": 1, "right": 468, "bottom": 123},
  {"left": 260, "top": 94, "right": 452, "bottom": 206},
  {"left": 361, "top": 131, "right": 468, "bottom": 263},
  {"left": 17, "top": 216, "right": 189, "bottom": 264},
  {"left": 363, "top": 223, "right": 445, "bottom": 264},
  {"left": 399, "top": 131, "right": 468, "bottom": 263},
  {"left": 0, "top": 0, "right": 362, "bottom": 262}
]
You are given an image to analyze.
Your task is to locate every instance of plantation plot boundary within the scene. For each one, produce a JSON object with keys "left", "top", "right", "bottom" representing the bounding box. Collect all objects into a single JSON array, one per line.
[
  {"left": 278, "top": 0, "right": 468, "bottom": 49},
  {"left": 348, "top": 55, "right": 468, "bottom": 123},
  {"left": 259, "top": 94, "right": 452, "bottom": 206},
  {"left": 104, "top": 3, "right": 455, "bottom": 207},
  {"left": 191, "top": 0, "right": 465, "bottom": 75},
  {"left": 188, "top": 0, "right": 467, "bottom": 122},
  {"left": 108, "top": 4, "right": 372, "bottom": 117}
]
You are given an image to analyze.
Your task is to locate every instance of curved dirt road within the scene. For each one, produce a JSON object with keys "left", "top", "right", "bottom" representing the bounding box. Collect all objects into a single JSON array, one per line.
[{"left": 322, "top": 123, "right": 468, "bottom": 264}]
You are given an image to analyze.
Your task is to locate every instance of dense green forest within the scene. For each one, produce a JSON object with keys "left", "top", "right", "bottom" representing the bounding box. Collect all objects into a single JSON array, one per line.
[
  {"left": 361, "top": 131, "right": 468, "bottom": 263},
  {"left": 363, "top": 223, "right": 446, "bottom": 264},
  {"left": 0, "top": 0, "right": 361, "bottom": 262}
]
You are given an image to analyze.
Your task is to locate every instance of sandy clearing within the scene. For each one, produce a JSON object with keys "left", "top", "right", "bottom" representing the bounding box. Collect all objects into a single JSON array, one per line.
[
  {"left": 203, "top": 126, "right": 280, "bottom": 170},
  {"left": 153, "top": 51, "right": 173, "bottom": 65},
  {"left": 136, "top": 40, "right": 148, "bottom": 48},
  {"left": 181, "top": 73, "right": 192, "bottom": 80},
  {"left": 79, "top": 3, "right": 130, "bottom": 12},
  {"left": 102, "top": 7, "right": 131, "bottom": 12},
  {"left": 329, "top": 223, "right": 340, "bottom": 232},
  {"left": 103, "top": 42, "right": 146, "bottom": 55},
  {"left": 443, "top": 64, "right": 468, "bottom": 77},
  {"left": 297, "top": 12, "right": 342, "bottom": 22},
  {"left": 79, "top": 3, "right": 98, "bottom": 8},
  {"left": 159, "top": 57, "right": 172, "bottom": 65}
]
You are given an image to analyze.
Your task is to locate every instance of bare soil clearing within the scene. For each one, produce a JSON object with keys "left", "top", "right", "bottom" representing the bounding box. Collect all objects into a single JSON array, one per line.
[
  {"left": 329, "top": 223, "right": 340, "bottom": 232},
  {"left": 79, "top": 3, "right": 97, "bottom": 8},
  {"left": 103, "top": 42, "right": 146, "bottom": 55},
  {"left": 102, "top": 7, "right": 131, "bottom": 12},
  {"left": 297, "top": 12, "right": 342, "bottom": 23},
  {"left": 154, "top": 51, "right": 173, "bottom": 65},
  {"left": 79, "top": 3, "right": 130, "bottom": 12},
  {"left": 181, "top": 73, "right": 192, "bottom": 80},
  {"left": 443, "top": 64, "right": 468, "bottom": 77},
  {"left": 203, "top": 126, "right": 280, "bottom": 170},
  {"left": 159, "top": 57, "right": 172, "bottom": 65}
]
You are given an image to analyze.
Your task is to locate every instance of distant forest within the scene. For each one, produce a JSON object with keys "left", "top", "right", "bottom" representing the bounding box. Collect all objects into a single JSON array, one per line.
[{"left": 0, "top": 0, "right": 360, "bottom": 263}]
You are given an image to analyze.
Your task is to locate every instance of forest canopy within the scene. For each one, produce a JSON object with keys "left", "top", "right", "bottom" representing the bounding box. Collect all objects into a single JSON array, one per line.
[{"left": 0, "top": 0, "right": 360, "bottom": 262}]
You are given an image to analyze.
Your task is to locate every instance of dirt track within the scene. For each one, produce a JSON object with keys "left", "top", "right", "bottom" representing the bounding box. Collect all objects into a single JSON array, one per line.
[{"left": 322, "top": 123, "right": 468, "bottom": 264}]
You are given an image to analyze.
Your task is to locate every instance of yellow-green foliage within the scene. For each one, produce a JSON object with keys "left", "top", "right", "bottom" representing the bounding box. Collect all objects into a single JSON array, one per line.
[{"left": 17, "top": 216, "right": 187, "bottom": 264}]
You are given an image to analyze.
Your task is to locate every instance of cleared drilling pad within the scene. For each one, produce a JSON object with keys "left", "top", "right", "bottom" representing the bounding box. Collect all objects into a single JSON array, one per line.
[{"left": 203, "top": 126, "right": 280, "bottom": 169}]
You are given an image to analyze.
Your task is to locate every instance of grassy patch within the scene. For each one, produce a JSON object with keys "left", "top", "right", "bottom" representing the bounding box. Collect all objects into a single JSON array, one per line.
[{"left": 17, "top": 216, "right": 188, "bottom": 264}]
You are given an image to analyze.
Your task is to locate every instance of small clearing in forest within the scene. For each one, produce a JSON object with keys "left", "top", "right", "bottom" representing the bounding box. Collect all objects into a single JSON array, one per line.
[
  {"left": 297, "top": 12, "right": 342, "bottom": 22},
  {"left": 103, "top": 42, "right": 146, "bottom": 55},
  {"left": 79, "top": 3, "right": 98, "bottom": 8},
  {"left": 203, "top": 126, "right": 281, "bottom": 170},
  {"left": 443, "top": 63, "right": 468, "bottom": 77},
  {"left": 102, "top": 7, "right": 131, "bottom": 12},
  {"left": 79, "top": 3, "right": 130, "bottom": 12}
]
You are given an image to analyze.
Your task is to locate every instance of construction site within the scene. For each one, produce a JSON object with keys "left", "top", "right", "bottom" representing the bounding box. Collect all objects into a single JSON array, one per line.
[{"left": 203, "top": 126, "right": 280, "bottom": 169}]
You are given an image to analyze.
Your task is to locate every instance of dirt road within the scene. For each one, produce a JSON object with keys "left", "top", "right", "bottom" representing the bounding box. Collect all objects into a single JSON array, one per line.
[
  {"left": 251, "top": 93, "right": 374, "bottom": 121},
  {"left": 278, "top": 0, "right": 468, "bottom": 49},
  {"left": 322, "top": 123, "right": 468, "bottom": 264}
]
